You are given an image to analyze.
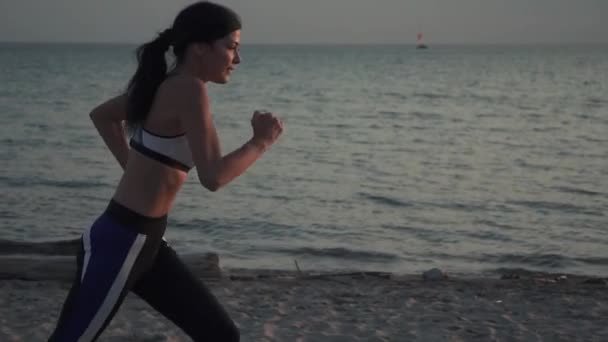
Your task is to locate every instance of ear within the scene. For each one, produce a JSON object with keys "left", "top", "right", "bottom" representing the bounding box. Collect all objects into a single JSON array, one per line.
[
  {"left": 192, "top": 42, "right": 213, "bottom": 57},
  {"left": 191, "top": 42, "right": 212, "bottom": 57}
]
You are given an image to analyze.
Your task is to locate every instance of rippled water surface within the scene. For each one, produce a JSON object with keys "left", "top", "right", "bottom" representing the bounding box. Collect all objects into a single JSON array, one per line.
[{"left": 1, "top": 43, "right": 607, "bottom": 276}]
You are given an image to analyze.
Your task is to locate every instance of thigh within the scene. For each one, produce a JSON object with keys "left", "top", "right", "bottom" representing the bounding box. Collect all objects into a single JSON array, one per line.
[
  {"left": 49, "top": 216, "right": 160, "bottom": 342},
  {"left": 132, "top": 241, "right": 239, "bottom": 342}
]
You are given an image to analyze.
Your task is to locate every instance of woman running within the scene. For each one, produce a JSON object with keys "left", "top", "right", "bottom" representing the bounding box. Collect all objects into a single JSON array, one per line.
[{"left": 48, "top": 2, "right": 283, "bottom": 341}]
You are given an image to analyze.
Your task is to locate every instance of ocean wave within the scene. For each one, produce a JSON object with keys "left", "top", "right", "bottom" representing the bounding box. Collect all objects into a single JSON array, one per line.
[
  {"left": 413, "top": 92, "right": 451, "bottom": 100},
  {"left": 455, "top": 230, "right": 515, "bottom": 242},
  {"left": 475, "top": 112, "right": 502, "bottom": 118},
  {"left": 473, "top": 219, "right": 526, "bottom": 231},
  {"left": 490, "top": 253, "right": 608, "bottom": 270},
  {"left": 513, "top": 158, "right": 554, "bottom": 171},
  {"left": 428, "top": 251, "right": 608, "bottom": 271},
  {"left": 585, "top": 97, "right": 607, "bottom": 108},
  {"left": 490, "top": 253, "right": 573, "bottom": 268},
  {"left": 577, "top": 135, "right": 608, "bottom": 144},
  {"left": 531, "top": 126, "right": 561, "bottom": 133},
  {"left": 407, "top": 111, "right": 444, "bottom": 120},
  {"left": 384, "top": 223, "right": 516, "bottom": 243},
  {"left": 552, "top": 186, "right": 604, "bottom": 197},
  {"left": 0, "top": 176, "right": 108, "bottom": 189},
  {"left": 381, "top": 91, "right": 407, "bottom": 100},
  {"left": 428, "top": 201, "right": 490, "bottom": 212},
  {"left": 358, "top": 192, "right": 412, "bottom": 208},
  {"left": 1, "top": 137, "right": 48, "bottom": 147},
  {"left": 486, "top": 140, "right": 535, "bottom": 149},
  {"left": 507, "top": 200, "right": 604, "bottom": 216},
  {"left": 377, "top": 110, "right": 405, "bottom": 118},
  {"left": 466, "top": 93, "right": 497, "bottom": 103},
  {"left": 274, "top": 246, "right": 399, "bottom": 263}
]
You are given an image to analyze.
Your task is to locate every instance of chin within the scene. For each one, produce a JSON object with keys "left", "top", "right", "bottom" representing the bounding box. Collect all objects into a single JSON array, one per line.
[{"left": 211, "top": 76, "right": 230, "bottom": 84}]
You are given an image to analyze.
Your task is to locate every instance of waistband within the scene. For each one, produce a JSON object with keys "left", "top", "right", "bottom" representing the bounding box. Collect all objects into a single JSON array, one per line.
[{"left": 103, "top": 199, "right": 168, "bottom": 235}]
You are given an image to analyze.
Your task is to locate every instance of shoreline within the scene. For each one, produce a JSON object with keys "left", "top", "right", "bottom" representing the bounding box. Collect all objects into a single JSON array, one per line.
[
  {"left": 3, "top": 252, "right": 608, "bottom": 284},
  {"left": 1, "top": 240, "right": 607, "bottom": 341},
  {"left": 2, "top": 238, "right": 607, "bottom": 281}
]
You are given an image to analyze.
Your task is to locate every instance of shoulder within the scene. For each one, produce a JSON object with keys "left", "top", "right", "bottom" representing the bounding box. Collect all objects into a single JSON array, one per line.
[{"left": 158, "top": 75, "right": 211, "bottom": 122}]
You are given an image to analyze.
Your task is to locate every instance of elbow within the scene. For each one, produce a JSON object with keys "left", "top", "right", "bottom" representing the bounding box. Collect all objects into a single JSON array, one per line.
[
  {"left": 199, "top": 176, "right": 222, "bottom": 192},
  {"left": 198, "top": 164, "right": 227, "bottom": 192},
  {"left": 89, "top": 108, "right": 102, "bottom": 125},
  {"left": 204, "top": 182, "right": 221, "bottom": 192}
]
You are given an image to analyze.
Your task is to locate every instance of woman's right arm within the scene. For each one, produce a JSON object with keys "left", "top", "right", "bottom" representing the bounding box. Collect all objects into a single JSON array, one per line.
[
  {"left": 89, "top": 94, "right": 130, "bottom": 170},
  {"left": 177, "top": 77, "right": 283, "bottom": 191}
]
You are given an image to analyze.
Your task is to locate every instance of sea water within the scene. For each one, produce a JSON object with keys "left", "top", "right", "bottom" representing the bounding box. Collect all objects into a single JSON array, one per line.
[{"left": 1, "top": 43, "right": 607, "bottom": 276}]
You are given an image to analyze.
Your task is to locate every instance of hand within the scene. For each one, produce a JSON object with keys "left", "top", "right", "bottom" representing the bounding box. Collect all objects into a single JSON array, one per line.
[{"left": 251, "top": 110, "right": 283, "bottom": 150}]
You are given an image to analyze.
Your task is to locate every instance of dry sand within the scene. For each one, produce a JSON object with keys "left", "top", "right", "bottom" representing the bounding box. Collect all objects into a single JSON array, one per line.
[{"left": 1, "top": 267, "right": 607, "bottom": 341}]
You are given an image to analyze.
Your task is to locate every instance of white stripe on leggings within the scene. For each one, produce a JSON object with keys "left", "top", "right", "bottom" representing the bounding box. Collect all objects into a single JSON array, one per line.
[
  {"left": 78, "top": 233, "right": 146, "bottom": 342},
  {"left": 80, "top": 226, "right": 92, "bottom": 282}
]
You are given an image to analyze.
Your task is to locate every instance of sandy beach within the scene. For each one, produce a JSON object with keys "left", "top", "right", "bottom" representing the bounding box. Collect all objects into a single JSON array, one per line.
[{"left": 1, "top": 256, "right": 607, "bottom": 342}]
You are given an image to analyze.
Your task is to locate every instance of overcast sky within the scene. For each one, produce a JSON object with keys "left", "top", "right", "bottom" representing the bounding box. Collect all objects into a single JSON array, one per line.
[{"left": 1, "top": 0, "right": 606, "bottom": 44}]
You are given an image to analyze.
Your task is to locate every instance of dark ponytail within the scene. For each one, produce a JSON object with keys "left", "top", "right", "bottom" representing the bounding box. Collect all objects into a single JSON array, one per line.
[
  {"left": 125, "top": 28, "right": 173, "bottom": 133},
  {"left": 125, "top": 1, "right": 241, "bottom": 133}
]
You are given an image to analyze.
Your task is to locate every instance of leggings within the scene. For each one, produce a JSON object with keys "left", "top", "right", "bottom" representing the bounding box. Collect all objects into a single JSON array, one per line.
[{"left": 48, "top": 200, "right": 239, "bottom": 342}]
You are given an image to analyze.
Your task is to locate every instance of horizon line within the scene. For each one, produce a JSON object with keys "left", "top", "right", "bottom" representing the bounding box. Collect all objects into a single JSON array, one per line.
[{"left": 1, "top": 40, "right": 608, "bottom": 46}]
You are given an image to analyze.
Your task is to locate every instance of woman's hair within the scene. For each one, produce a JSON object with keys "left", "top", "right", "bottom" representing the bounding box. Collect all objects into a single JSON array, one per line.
[{"left": 125, "top": 1, "right": 241, "bottom": 132}]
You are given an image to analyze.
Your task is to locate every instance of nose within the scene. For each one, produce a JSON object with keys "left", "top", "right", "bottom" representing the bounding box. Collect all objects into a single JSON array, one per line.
[{"left": 233, "top": 50, "right": 241, "bottom": 64}]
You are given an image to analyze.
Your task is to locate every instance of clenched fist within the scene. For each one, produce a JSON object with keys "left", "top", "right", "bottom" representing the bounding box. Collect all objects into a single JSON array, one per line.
[{"left": 251, "top": 110, "right": 283, "bottom": 150}]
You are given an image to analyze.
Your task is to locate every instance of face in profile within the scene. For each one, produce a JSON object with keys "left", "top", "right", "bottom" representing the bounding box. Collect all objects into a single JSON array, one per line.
[{"left": 200, "top": 30, "right": 241, "bottom": 84}]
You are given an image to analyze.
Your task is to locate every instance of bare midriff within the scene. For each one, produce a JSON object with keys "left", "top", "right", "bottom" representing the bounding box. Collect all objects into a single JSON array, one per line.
[{"left": 112, "top": 149, "right": 189, "bottom": 218}]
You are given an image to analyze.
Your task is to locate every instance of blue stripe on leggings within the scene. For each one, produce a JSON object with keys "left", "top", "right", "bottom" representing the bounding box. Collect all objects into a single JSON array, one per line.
[{"left": 56, "top": 213, "right": 140, "bottom": 341}]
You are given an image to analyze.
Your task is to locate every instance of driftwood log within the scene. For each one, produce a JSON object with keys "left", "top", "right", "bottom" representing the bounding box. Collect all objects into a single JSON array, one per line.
[{"left": 0, "top": 239, "right": 221, "bottom": 281}]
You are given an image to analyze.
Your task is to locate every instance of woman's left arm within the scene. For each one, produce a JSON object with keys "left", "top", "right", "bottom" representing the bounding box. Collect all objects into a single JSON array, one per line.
[{"left": 89, "top": 94, "right": 130, "bottom": 170}]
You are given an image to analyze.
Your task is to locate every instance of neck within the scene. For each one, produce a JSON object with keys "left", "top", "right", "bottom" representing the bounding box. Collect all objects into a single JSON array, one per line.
[{"left": 171, "top": 59, "right": 209, "bottom": 82}]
